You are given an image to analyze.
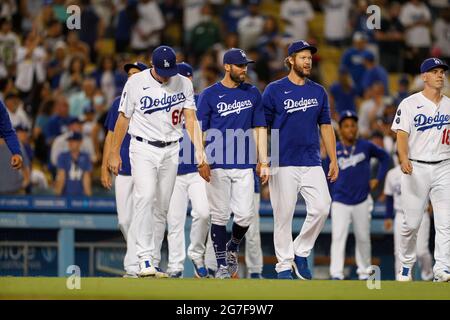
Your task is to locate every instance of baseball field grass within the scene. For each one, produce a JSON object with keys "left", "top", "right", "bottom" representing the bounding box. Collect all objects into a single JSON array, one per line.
[{"left": 1, "top": 277, "right": 449, "bottom": 300}]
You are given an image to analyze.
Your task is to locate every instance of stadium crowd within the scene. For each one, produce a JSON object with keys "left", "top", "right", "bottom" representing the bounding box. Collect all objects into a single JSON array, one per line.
[{"left": 0, "top": 0, "right": 448, "bottom": 196}]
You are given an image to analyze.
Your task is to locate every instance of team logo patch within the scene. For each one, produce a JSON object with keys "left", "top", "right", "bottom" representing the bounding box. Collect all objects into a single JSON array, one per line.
[
  {"left": 395, "top": 118, "right": 400, "bottom": 124},
  {"left": 397, "top": 109, "right": 401, "bottom": 116}
]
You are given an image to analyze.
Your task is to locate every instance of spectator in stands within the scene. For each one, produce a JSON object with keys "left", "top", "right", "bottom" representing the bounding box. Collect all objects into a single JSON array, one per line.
[
  {"left": 65, "top": 31, "right": 90, "bottom": 64},
  {"left": 374, "top": 2, "right": 405, "bottom": 73},
  {"left": 59, "top": 55, "right": 86, "bottom": 96},
  {"left": 189, "top": 3, "right": 221, "bottom": 60},
  {"left": 351, "top": 0, "right": 377, "bottom": 56},
  {"left": 220, "top": 0, "right": 248, "bottom": 34},
  {"left": 0, "top": 17, "right": 19, "bottom": 80},
  {"left": 43, "top": 18, "right": 63, "bottom": 54},
  {"left": 54, "top": 131, "right": 92, "bottom": 197},
  {"left": 399, "top": 0, "right": 432, "bottom": 75},
  {"left": 160, "top": 0, "right": 183, "bottom": 46},
  {"left": 114, "top": 0, "right": 137, "bottom": 53},
  {"left": 432, "top": 8, "right": 450, "bottom": 60},
  {"left": 329, "top": 66, "right": 358, "bottom": 121},
  {"left": 361, "top": 51, "right": 389, "bottom": 97},
  {"left": 45, "top": 95, "right": 71, "bottom": 145},
  {"left": 79, "top": 0, "right": 105, "bottom": 63},
  {"left": 15, "top": 31, "right": 46, "bottom": 117},
  {"left": 68, "top": 78, "right": 97, "bottom": 118},
  {"left": 394, "top": 74, "right": 410, "bottom": 107},
  {"left": 237, "top": 0, "right": 265, "bottom": 50},
  {"left": 47, "top": 41, "right": 67, "bottom": 89},
  {"left": 280, "top": 0, "right": 314, "bottom": 42},
  {"left": 358, "top": 81, "right": 387, "bottom": 138},
  {"left": 33, "top": 99, "right": 54, "bottom": 165},
  {"left": 90, "top": 55, "right": 120, "bottom": 106},
  {"left": 322, "top": 0, "right": 352, "bottom": 48},
  {"left": 130, "top": 0, "right": 164, "bottom": 54},
  {"left": 51, "top": 117, "right": 95, "bottom": 168},
  {"left": 4, "top": 92, "right": 31, "bottom": 129},
  {"left": 340, "top": 32, "right": 371, "bottom": 96}
]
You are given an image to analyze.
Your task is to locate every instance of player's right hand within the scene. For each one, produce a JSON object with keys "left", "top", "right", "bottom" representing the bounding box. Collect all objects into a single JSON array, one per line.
[
  {"left": 101, "top": 165, "right": 113, "bottom": 190},
  {"left": 384, "top": 218, "right": 393, "bottom": 231},
  {"left": 108, "top": 152, "right": 122, "bottom": 176},
  {"left": 11, "top": 154, "right": 23, "bottom": 170},
  {"left": 400, "top": 159, "right": 413, "bottom": 175},
  {"left": 198, "top": 162, "right": 211, "bottom": 183}
]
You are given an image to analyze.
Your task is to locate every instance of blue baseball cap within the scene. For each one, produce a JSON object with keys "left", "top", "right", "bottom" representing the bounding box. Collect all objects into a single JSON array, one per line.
[
  {"left": 223, "top": 48, "right": 254, "bottom": 65},
  {"left": 123, "top": 61, "right": 148, "bottom": 73},
  {"left": 152, "top": 45, "right": 178, "bottom": 78},
  {"left": 68, "top": 117, "right": 82, "bottom": 125},
  {"left": 420, "top": 58, "right": 449, "bottom": 73},
  {"left": 339, "top": 110, "right": 358, "bottom": 124},
  {"left": 177, "top": 62, "right": 193, "bottom": 77},
  {"left": 288, "top": 40, "right": 317, "bottom": 56},
  {"left": 67, "top": 132, "right": 83, "bottom": 141}
]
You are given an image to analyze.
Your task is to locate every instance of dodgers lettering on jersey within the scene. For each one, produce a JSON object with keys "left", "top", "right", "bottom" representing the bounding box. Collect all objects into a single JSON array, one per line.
[
  {"left": 392, "top": 92, "right": 450, "bottom": 162},
  {"left": 383, "top": 166, "right": 402, "bottom": 213},
  {"left": 326, "top": 139, "right": 390, "bottom": 205},
  {"left": 197, "top": 82, "right": 266, "bottom": 169},
  {"left": 105, "top": 96, "right": 131, "bottom": 175},
  {"left": 119, "top": 70, "right": 195, "bottom": 142},
  {"left": 262, "top": 77, "right": 331, "bottom": 167}
]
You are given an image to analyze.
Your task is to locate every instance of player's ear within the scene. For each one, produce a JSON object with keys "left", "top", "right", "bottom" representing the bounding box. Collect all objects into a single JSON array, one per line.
[{"left": 224, "top": 64, "right": 230, "bottom": 73}]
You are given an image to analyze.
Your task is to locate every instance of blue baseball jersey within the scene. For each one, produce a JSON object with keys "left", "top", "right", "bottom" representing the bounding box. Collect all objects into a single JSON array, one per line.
[
  {"left": 105, "top": 96, "right": 131, "bottom": 176},
  {"left": 0, "top": 100, "right": 21, "bottom": 155},
  {"left": 197, "top": 82, "right": 266, "bottom": 170},
  {"left": 178, "top": 95, "right": 199, "bottom": 175},
  {"left": 326, "top": 139, "right": 390, "bottom": 205},
  {"left": 262, "top": 77, "right": 331, "bottom": 167},
  {"left": 57, "top": 151, "right": 92, "bottom": 196},
  {"left": 329, "top": 82, "right": 357, "bottom": 114}
]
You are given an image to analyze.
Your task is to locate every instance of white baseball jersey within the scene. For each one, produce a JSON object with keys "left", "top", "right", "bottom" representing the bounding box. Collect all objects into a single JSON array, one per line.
[
  {"left": 119, "top": 70, "right": 196, "bottom": 142},
  {"left": 391, "top": 92, "right": 450, "bottom": 162},
  {"left": 383, "top": 166, "right": 403, "bottom": 213}
]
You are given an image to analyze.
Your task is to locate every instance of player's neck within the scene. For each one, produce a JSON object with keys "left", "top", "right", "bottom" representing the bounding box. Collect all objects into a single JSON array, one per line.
[
  {"left": 221, "top": 76, "right": 241, "bottom": 89},
  {"left": 150, "top": 68, "right": 166, "bottom": 84},
  {"left": 287, "top": 72, "right": 306, "bottom": 86},
  {"left": 421, "top": 87, "right": 443, "bottom": 105}
]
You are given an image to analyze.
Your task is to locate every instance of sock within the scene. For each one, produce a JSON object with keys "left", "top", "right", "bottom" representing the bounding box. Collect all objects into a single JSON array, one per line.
[
  {"left": 227, "top": 222, "right": 249, "bottom": 252},
  {"left": 211, "top": 224, "right": 227, "bottom": 267}
]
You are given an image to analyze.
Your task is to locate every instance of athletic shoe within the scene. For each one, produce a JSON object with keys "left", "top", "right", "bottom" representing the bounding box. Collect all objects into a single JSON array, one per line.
[
  {"left": 249, "top": 273, "right": 264, "bottom": 279},
  {"left": 293, "top": 255, "right": 312, "bottom": 280},
  {"left": 277, "top": 269, "right": 293, "bottom": 280},
  {"left": 226, "top": 241, "right": 239, "bottom": 278},
  {"left": 397, "top": 266, "right": 412, "bottom": 282},
  {"left": 433, "top": 270, "right": 450, "bottom": 282},
  {"left": 215, "top": 265, "right": 231, "bottom": 279},
  {"left": 169, "top": 271, "right": 183, "bottom": 278},
  {"left": 155, "top": 267, "right": 169, "bottom": 278},
  {"left": 138, "top": 260, "right": 156, "bottom": 277},
  {"left": 191, "top": 260, "right": 208, "bottom": 278},
  {"left": 207, "top": 268, "right": 216, "bottom": 278}
]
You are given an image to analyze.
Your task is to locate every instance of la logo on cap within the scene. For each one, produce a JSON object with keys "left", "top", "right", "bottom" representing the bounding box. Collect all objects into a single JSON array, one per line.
[
  {"left": 434, "top": 58, "right": 441, "bottom": 65},
  {"left": 164, "top": 59, "right": 170, "bottom": 68},
  {"left": 240, "top": 50, "right": 246, "bottom": 58}
]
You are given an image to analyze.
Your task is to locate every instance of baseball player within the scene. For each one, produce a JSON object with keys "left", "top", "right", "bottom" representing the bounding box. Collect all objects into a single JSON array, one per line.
[
  {"left": 262, "top": 40, "right": 339, "bottom": 280},
  {"left": 391, "top": 57, "right": 450, "bottom": 282},
  {"left": 160, "top": 62, "right": 212, "bottom": 278},
  {"left": 0, "top": 99, "right": 23, "bottom": 170},
  {"left": 384, "top": 161, "right": 433, "bottom": 281},
  {"left": 108, "top": 46, "right": 210, "bottom": 278},
  {"left": 328, "top": 110, "right": 390, "bottom": 280},
  {"left": 101, "top": 61, "right": 148, "bottom": 277},
  {"left": 197, "top": 48, "right": 269, "bottom": 279}
]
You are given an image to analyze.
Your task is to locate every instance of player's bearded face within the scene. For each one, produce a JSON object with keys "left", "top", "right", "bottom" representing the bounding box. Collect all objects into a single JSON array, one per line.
[
  {"left": 292, "top": 51, "right": 313, "bottom": 78},
  {"left": 230, "top": 64, "right": 247, "bottom": 83}
]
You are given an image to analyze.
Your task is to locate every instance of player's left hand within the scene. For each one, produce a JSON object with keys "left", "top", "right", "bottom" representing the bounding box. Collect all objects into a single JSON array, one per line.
[
  {"left": 198, "top": 162, "right": 211, "bottom": 183},
  {"left": 369, "top": 179, "right": 379, "bottom": 191},
  {"left": 328, "top": 161, "right": 339, "bottom": 182},
  {"left": 11, "top": 154, "right": 23, "bottom": 170},
  {"left": 258, "top": 162, "right": 270, "bottom": 185}
]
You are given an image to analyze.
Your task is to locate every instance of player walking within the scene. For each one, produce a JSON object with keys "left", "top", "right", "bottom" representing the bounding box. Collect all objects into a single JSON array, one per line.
[
  {"left": 328, "top": 110, "right": 390, "bottom": 280},
  {"left": 197, "top": 48, "right": 269, "bottom": 279},
  {"left": 101, "top": 61, "right": 148, "bottom": 277},
  {"left": 262, "top": 40, "right": 338, "bottom": 280},
  {"left": 108, "top": 46, "right": 210, "bottom": 278},
  {"left": 391, "top": 58, "right": 450, "bottom": 282}
]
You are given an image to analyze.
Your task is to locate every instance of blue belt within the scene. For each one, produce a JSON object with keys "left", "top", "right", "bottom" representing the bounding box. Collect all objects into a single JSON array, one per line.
[{"left": 135, "top": 136, "right": 177, "bottom": 148}]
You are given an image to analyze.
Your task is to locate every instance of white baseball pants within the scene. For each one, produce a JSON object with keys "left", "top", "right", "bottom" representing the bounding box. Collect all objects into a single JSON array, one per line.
[
  {"left": 115, "top": 174, "right": 139, "bottom": 274},
  {"left": 400, "top": 160, "right": 450, "bottom": 275},
  {"left": 245, "top": 193, "right": 263, "bottom": 275},
  {"left": 165, "top": 172, "right": 210, "bottom": 273},
  {"left": 207, "top": 168, "right": 255, "bottom": 227},
  {"left": 329, "top": 197, "right": 372, "bottom": 280},
  {"left": 394, "top": 210, "right": 433, "bottom": 280},
  {"left": 129, "top": 138, "right": 179, "bottom": 264},
  {"left": 270, "top": 166, "right": 331, "bottom": 273}
]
